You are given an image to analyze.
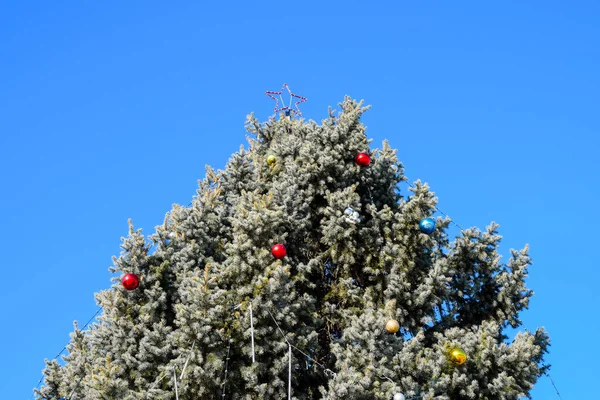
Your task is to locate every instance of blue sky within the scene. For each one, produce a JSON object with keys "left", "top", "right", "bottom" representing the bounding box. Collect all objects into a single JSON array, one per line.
[{"left": 1, "top": 1, "right": 598, "bottom": 398}]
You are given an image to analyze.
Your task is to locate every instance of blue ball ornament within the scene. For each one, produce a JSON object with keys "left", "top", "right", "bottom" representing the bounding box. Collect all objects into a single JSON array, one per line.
[{"left": 419, "top": 217, "right": 436, "bottom": 234}]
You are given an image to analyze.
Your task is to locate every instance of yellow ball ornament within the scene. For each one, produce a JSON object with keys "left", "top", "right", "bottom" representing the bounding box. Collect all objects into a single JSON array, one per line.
[
  {"left": 385, "top": 319, "right": 399, "bottom": 334},
  {"left": 266, "top": 155, "right": 277, "bottom": 166},
  {"left": 449, "top": 347, "right": 467, "bottom": 365}
]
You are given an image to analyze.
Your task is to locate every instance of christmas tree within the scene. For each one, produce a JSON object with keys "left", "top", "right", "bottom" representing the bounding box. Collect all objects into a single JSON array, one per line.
[{"left": 36, "top": 93, "right": 549, "bottom": 400}]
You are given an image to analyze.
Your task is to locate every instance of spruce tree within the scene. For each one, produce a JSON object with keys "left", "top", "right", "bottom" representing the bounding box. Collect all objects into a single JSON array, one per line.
[{"left": 36, "top": 96, "right": 549, "bottom": 400}]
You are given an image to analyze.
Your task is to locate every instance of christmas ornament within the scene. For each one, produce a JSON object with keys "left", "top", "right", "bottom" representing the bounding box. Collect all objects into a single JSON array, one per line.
[
  {"left": 449, "top": 347, "right": 467, "bottom": 365},
  {"left": 385, "top": 319, "right": 400, "bottom": 334},
  {"left": 266, "top": 155, "right": 277, "bottom": 166},
  {"left": 271, "top": 243, "right": 287, "bottom": 259},
  {"left": 419, "top": 217, "right": 436, "bottom": 234},
  {"left": 393, "top": 394, "right": 406, "bottom": 400},
  {"left": 344, "top": 207, "right": 361, "bottom": 224},
  {"left": 265, "top": 83, "right": 307, "bottom": 117},
  {"left": 355, "top": 152, "right": 371, "bottom": 167},
  {"left": 122, "top": 273, "right": 139, "bottom": 290}
]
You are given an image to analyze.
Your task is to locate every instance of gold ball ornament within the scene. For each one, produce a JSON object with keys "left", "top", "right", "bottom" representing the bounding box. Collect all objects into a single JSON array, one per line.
[
  {"left": 449, "top": 347, "right": 467, "bottom": 365},
  {"left": 266, "top": 155, "right": 277, "bottom": 166},
  {"left": 385, "top": 319, "right": 400, "bottom": 334}
]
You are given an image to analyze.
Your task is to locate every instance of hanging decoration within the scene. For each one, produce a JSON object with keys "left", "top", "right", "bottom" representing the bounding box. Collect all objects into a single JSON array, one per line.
[
  {"left": 266, "top": 154, "right": 277, "bottom": 166},
  {"left": 344, "top": 207, "right": 361, "bottom": 224},
  {"left": 249, "top": 303, "right": 256, "bottom": 363},
  {"left": 121, "top": 273, "right": 140, "bottom": 290},
  {"left": 265, "top": 83, "right": 307, "bottom": 117},
  {"left": 385, "top": 319, "right": 400, "bottom": 334},
  {"left": 271, "top": 243, "right": 287, "bottom": 259},
  {"left": 448, "top": 347, "right": 467, "bottom": 365},
  {"left": 288, "top": 343, "right": 292, "bottom": 400},
  {"left": 355, "top": 152, "right": 371, "bottom": 167},
  {"left": 419, "top": 217, "right": 436, "bottom": 234},
  {"left": 173, "top": 369, "right": 179, "bottom": 400},
  {"left": 393, "top": 394, "right": 406, "bottom": 400}
]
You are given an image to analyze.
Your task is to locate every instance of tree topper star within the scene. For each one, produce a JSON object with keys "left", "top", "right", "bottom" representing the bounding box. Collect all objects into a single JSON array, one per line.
[{"left": 265, "top": 83, "right": 307, "bottom": 117}]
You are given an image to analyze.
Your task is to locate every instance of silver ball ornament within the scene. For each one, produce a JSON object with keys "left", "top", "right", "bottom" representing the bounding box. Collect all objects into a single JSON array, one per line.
[
  {"left": 393, "top": 394, "right": 406, "bottom": 400},
  {"left": 344, "top": 207, "right": 361, "bottom": 224}
]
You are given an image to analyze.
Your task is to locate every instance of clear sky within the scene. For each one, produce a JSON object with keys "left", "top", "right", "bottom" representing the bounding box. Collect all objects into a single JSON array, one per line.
[{"left": 1, "top": 1, "right": 598, "bottom": 398}]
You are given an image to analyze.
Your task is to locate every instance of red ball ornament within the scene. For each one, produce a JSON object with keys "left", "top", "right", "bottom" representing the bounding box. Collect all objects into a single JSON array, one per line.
[
  {"left": 122, "top": 273, "right": 140, "bottom": 290},
  {"left": 355, "top": 152, "right": 371, "bottom": 167},
  {"left": 271, "top": 243, "right": 287, "bottom": 259}
]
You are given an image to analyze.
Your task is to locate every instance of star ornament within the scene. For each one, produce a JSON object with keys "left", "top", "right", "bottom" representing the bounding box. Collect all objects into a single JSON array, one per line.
[{"left": 265, "top": 83, "right": 307, "bottom": 117}]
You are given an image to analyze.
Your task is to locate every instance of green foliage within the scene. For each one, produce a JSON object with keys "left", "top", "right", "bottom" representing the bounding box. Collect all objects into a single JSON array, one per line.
[{"left": 36, "top": 98, "right": 549, "bottom": 400}]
